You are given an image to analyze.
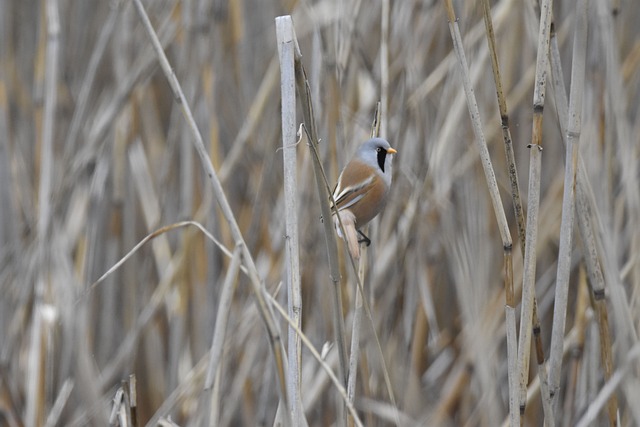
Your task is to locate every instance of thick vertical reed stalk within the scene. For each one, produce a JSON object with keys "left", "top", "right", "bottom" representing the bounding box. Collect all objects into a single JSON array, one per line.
[
  {"left": 517, "top": 0, "right": 553, "bottom": 421},
  {"left": 37, "top": 0, "right": 59, "bottom": 242},
  {"left": 548, "top": 0, "right": 588, "bottom": 406},
  {"left": 276, "top": 16, "right": 303, "bottom": 426},
  {"left": 131, "top": 1, "right": 290, "bottom": 423},
  {"left": 28, "top": 1, "right": 60, "bottom": 426}
]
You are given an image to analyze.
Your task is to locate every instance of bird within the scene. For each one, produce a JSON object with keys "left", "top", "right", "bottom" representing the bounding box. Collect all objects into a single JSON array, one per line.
[{"left": 331, "top": 137, "right": 397, "bottom": 259}]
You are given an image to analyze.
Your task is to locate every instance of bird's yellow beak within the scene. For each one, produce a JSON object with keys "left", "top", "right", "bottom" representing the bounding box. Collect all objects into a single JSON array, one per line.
[{"left": 387, "top": 147, "right": 397, "bottom": 154}]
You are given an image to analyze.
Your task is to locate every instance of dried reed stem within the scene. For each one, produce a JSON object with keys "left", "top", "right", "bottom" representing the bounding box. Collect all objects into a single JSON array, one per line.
[
  {"left": 549, "top": 12, "right": 620, "bottom": 426},
  {"left": 575, "top": 343, "right": 640, "bottom": 427},
  {"left": 44, "top": 380, "right": 74, "bottom": 427},
  {"left": 202, "top": 244, "right": 243, "bottom": 425},
  {"left": 517, "top": 0, "right": 553, "bottom": 420},
  {"left": 479, "top": 1, "right": 523, "bottom": 423},
  {"left": 28, "top": 1, "right": 60, "bottom": 426},
  {"left": 276, "top": 16, "right": 304, "bottom": 426},
  {"left": 548, "top": 0, "right": 588, "bottom": 405}
]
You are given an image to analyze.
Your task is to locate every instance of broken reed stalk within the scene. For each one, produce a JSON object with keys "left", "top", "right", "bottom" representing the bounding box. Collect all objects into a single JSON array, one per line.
[
  {"left": 276, "top": 16, "right": 303, "bottom": 426},
  {"left": 548, "top": 0, "right": 588, "bottom": 408},
  {"left": 108, "top": 375, "right": 137, "bottom": 426},
  {"left": 478, "top": 1, "right": 523, "bottom": 424},
  {"left": 131, "top": 1, "right": 291, "bottom": 423},
  {"left": 549, "top": 19, "right": 618, "bottom": 426}
]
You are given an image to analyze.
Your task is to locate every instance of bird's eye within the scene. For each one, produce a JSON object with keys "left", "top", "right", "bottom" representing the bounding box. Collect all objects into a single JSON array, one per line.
[{"left": 376, "top": 148, "right": 382, "bottom": 152}]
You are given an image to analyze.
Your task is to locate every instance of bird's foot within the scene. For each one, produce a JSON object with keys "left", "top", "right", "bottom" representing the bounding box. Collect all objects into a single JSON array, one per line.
[{"left": 357, "top": 230, "right": 371, "bottom": 247}]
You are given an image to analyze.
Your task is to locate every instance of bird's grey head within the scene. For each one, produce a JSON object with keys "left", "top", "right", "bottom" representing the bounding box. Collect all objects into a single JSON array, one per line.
[{"left": 357, "top": 138, "right": 396, "bottom": 183}]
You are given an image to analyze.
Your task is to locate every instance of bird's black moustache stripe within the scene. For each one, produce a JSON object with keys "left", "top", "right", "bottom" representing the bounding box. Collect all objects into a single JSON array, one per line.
[{"left": 377, "top": 149, "right": 387, "bottom": 172}]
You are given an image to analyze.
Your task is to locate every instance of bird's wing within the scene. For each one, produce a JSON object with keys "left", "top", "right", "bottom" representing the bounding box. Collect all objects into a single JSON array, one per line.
[{"left": 331, "top": 161, "right": 375, "bottom": 212}]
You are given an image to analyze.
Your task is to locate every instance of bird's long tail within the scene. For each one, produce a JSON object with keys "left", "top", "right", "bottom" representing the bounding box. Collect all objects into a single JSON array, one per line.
[{"left": 334, "top": 210, "right": 360, "bottom": 259}]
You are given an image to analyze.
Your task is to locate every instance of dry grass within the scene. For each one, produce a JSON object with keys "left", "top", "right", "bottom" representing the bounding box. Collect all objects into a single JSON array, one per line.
[{"left": 1, "top": 0, "right": 639, "bottom": 426}]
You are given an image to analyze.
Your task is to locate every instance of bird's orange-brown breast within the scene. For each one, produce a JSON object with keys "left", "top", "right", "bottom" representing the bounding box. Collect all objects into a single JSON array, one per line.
[{"left": 334, "top": 159, "right": 389, "bottom": 227}]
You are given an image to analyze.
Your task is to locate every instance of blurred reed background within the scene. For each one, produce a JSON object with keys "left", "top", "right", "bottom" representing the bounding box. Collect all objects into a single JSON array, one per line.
[{"left": 0, "top": 0, "right": 639, "bottom": 426}]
